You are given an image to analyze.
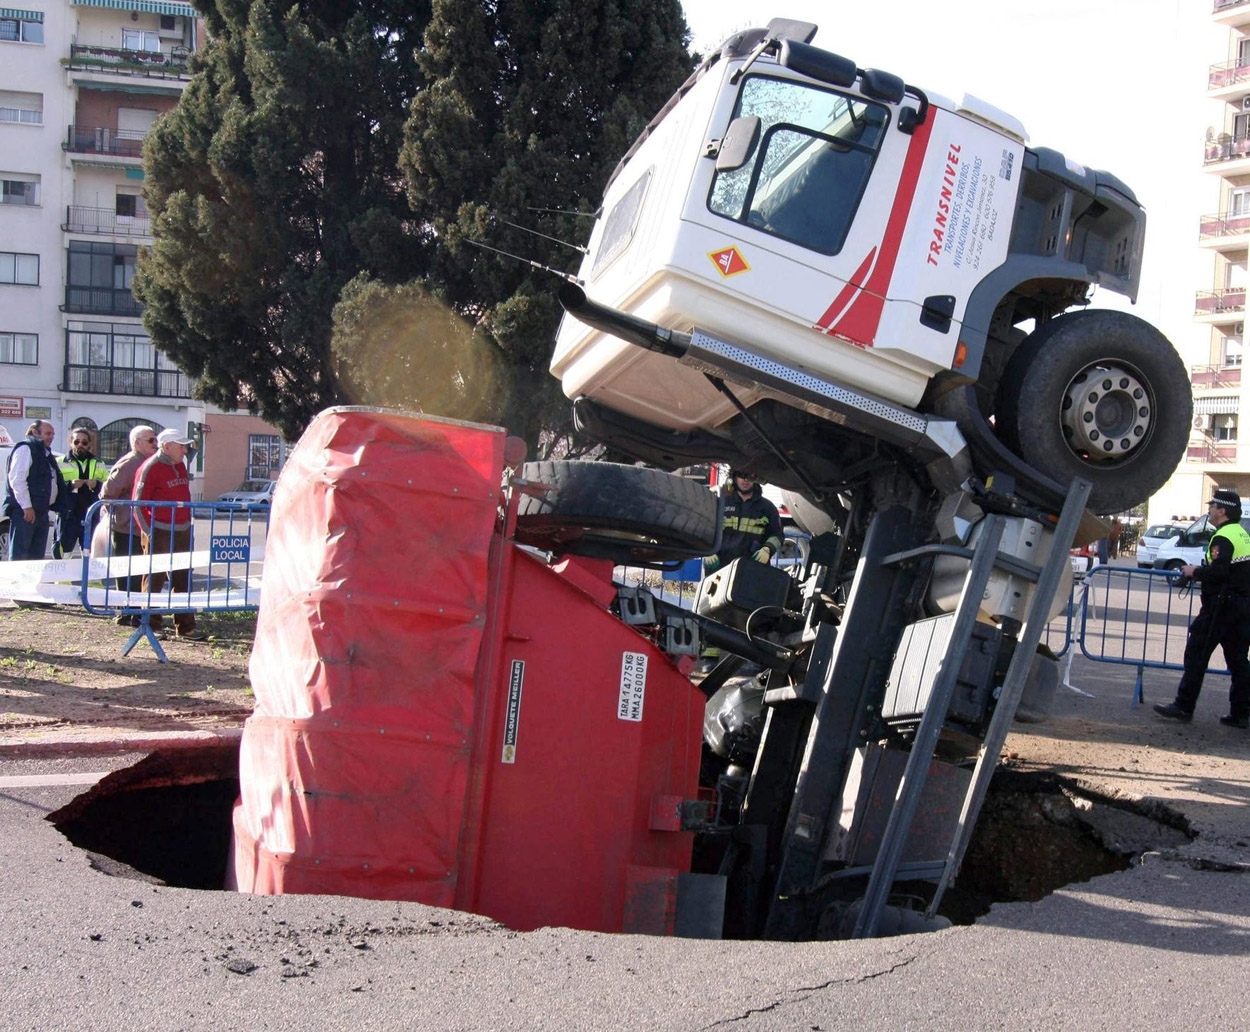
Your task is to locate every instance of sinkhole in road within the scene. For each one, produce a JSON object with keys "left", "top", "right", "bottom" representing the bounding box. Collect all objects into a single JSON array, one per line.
[{"left": 48, "top": 745, "right": 1193, "bottom": 931}]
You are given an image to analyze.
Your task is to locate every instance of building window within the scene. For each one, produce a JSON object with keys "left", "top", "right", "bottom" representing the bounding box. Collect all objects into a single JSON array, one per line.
[
  {"left": 121, "top": 28, "right": 160, "bottom": 53},
  {"left": 0, "top": 90, "right": 41, "bottom": 125},
  {"left": 1215, "top": 414, "right": 1238, "bottom": 443},
  {"left": 64, "top": 321, "right": 191, "bottom": 398},
  {"left": 65, "top": 241, "right": 140, "bottom": 316},
  {"left": 0, "top": 13, "right": 43, "bottom": 45},
  {"left": 0, "top": 251, "right": 38, "bottom": 285},
  {"left": 115, "top": 192, "right": 148, "bottom": 219},
  {"left": 247, "top": 435, "right": 285, "bottom": 480},
  {"left": 0, "top": 175, "right": 39, "bottom": 206},
  {"left": 0, "top": 331, "right": 37, "bottom": 365},
  {"left": 1224, "top": 336, "right": 1243, "bottom": 368}
]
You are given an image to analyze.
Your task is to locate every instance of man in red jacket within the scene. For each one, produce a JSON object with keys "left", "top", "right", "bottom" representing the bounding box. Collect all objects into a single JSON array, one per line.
[{"left": 132, "top": 428, "right": 205, "bottom": 640}]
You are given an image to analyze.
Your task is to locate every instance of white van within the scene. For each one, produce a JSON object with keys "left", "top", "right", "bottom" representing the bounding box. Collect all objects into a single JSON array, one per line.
[{"left": 1152, "top": 515, "right": 1250, "bottom": 571}]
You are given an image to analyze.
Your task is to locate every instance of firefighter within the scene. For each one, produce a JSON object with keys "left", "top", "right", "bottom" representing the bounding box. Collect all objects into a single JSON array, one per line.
[
  {"left": 55, "top": 428, "right": 110, "bottom": 559},
  {"left": 1154, "top": 488, "right": 1250, "bottom": 729},
  {"left": 703, "top": 469, "right": 784, "bottom": 574}
]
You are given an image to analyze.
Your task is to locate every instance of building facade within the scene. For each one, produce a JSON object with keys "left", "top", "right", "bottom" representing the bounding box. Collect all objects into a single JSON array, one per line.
[
  {"left": 0, "top": 1, "right": 285, "bottom": 498},
  {"left": 1161, "top": 0, "right": 1250, "bottom": 519}
]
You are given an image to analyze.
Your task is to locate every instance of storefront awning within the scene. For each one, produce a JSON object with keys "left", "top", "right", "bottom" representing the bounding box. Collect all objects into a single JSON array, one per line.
[
  {"left": 1194, "top": 395, "right": 1240, "bottom": 415},
  {"left": 73, "top": 0, "right": 197, "bottom": 17},
  {"left": 0, "top": 8, "right": 44, "bottom": 20}
]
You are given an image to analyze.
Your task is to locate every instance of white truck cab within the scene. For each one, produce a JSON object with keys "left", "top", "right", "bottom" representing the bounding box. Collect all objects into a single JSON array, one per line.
[{"left": 552, "top": 18, "right": 1189, "bottom": 517}]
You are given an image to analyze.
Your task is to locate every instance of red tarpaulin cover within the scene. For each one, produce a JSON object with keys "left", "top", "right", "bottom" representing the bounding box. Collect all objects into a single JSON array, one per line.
[{"left": 230, "top": 408, "right": 505, "bottom": 902}]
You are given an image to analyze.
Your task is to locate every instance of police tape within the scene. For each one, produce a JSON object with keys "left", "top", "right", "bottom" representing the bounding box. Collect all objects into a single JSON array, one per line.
[{"left": 0, "top": 548, "right": 265, "bottom": 606}]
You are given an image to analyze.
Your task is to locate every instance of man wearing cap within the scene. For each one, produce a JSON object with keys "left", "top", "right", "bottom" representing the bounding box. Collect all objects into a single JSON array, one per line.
[
  {"left": 1155, "top": 487, "right": 1250, "bottom": 729},
  {"left": 132, "top": 428, "right": 205, "bottom": 640}
]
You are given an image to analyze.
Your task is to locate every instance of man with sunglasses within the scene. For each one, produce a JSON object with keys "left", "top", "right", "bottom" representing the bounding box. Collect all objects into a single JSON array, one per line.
[
  {"left": 100, "top": 425, "right": 157, "bottom": 625},
  {"left": 54, "top": 429, "right": 110, "bottom": 560}
]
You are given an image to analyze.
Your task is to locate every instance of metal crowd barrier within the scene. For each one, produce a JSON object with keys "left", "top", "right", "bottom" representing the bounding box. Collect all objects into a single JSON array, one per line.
[
  {"left": 1072, "top": 564, "right": 1205, "bottom": 705},
  {"left": 0, "top": 499, "right": 268, "bottom": 663}
]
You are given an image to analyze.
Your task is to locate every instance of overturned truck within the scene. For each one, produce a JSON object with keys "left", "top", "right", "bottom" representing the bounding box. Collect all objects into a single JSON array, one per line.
[{"left": 230, "top": 19, "right": 1189, "bottom": 940}]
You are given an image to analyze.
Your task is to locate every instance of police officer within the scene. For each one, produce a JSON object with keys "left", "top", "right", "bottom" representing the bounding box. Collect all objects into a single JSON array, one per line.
[
  {"left": 1155, "top": 487, "right": 1250, "bottom": 729},
  {"left": 54, "top": 428, "right": 109, "bottom": 559},
  {"left": 703, "top": 469, "right": 784, "bottom": 574}
]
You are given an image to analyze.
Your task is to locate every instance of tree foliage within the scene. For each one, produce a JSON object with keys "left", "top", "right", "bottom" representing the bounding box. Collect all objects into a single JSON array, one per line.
[
  {"left": 399, "top": 0, "right": 692, "bottom": 447},
  {"left": 137, "top": 0, "right": 692, "bottom": 448},
  {"left": 136, "top": 1, "right": 429, "bottom": 440}
]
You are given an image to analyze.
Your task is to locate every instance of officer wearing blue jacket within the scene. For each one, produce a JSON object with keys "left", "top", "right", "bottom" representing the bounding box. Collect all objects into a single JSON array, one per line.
[{"left": 1155, "top": 488, "right": 1250, "bottom": 729}]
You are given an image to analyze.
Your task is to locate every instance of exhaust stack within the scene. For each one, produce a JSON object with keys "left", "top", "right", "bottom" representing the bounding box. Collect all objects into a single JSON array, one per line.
[{"left": 558, "top": 283, "right": 690, "bottom": 360}]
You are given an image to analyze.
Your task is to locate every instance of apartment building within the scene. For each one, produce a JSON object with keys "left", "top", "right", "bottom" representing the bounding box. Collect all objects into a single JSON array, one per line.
[
  {"left": 1156, "top": 0, "right": 1250, "bottom": 519},
  {"left": 0, "top": 1, "right": 285, "bottom": 499}
]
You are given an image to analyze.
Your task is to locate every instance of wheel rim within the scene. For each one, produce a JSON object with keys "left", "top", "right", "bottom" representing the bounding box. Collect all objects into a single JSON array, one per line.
[{"left": 1060, "top": 362, "right": 1153, "bottom": 462}]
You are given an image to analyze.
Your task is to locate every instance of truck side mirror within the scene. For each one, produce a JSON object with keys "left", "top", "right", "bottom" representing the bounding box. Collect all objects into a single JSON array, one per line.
[{"left": 713, "top": 116, "right": 761, "bottom": 172}]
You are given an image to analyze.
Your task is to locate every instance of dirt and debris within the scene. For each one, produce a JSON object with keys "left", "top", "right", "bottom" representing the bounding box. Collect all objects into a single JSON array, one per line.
[{"left": 0, "top": 603, "right": 254, "bottom": 746}]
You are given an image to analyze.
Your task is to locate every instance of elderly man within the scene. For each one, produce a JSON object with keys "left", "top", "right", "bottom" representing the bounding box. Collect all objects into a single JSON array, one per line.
[
  {"left": 132, "top": 427, "right": 205, "bottom": 641},
  {"left": 3, "top": 419, "right": 67, "bottom": 561},
  {"left": 100, "top": 424, "right": 158, "bottom": 625}
]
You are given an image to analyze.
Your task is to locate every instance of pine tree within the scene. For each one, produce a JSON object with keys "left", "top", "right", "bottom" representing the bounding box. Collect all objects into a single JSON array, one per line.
[
  {"left": 136, "top": 1, "right": 429, "bottom": 439},
  {"left": 398, "top": 0, "right": 692, "bottom": 448},
  {"left": 138, "top": 0, "right": 692, "bottom": 448}
]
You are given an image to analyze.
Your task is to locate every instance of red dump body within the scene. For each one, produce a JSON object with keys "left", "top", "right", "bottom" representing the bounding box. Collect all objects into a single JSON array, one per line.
[{"left": 230, "top": 408, "right": 704, "bottom": 934}]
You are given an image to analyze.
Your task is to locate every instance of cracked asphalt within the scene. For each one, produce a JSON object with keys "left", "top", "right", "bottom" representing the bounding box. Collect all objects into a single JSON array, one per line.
[{"left": 2, "top": 648, "right": 1249, "bottom": 1030}]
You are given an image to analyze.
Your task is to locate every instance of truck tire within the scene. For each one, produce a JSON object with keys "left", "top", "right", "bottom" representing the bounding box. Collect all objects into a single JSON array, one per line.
[
  {"left": 514, "top": 461, "right": 719, "bottom": 563},
  {"left": 995, "top": 310, "right": 1191, "bottom": 514}
]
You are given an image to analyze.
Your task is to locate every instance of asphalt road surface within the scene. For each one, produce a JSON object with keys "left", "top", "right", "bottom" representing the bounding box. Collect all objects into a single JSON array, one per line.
[{"left": 2, "top": 661, "right": 1249, "bottom": 1032}]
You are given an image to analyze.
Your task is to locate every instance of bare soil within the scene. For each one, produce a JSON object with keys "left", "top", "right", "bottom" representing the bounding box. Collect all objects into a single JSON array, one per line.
[{"left": 0, "top": 602, "right": 254, "bottom": 746}]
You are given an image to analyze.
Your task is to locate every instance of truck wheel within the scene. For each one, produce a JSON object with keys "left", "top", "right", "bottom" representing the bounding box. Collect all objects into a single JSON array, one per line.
[
  {"left": 995, "top": 310, "right": 1190, "bottom": 514},
  {"left": 514, "top": 461, "right": 719, "bottom": 563}
]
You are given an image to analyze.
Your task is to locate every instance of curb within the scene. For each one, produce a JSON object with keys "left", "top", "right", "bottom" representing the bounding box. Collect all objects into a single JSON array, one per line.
[{"left": 0, "top": 726, "right": 243, "bottom": 759}]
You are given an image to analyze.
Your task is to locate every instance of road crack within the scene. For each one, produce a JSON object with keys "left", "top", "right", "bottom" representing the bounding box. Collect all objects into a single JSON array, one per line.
[{"left": 699, "top": 953, "right": 919, "bottom": 1028}]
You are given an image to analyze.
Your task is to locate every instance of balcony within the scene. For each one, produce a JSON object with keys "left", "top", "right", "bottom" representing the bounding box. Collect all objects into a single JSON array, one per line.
[
  {"left": 1203, "top": 132, "right": 1250, "bottom": 169},
  {"left": 62, "top": 286, "right": 143, "bottom": 318},
  {"left": 63, "top": 205, "right": 151, "bottom": 237},
  {"left": 1187, "top": 440, "right": 1239, "bottom": 463},
  {"left": 1210, "top": 58, "right": 1250, "bottom": 91},
  {"left": 65, "top": 43, "right": 192, "bottom": 83},
  {"left": 1195, "top": 287, "right": 1246, "bottom": 317},
  {"left": 1199, "top": 210, "right": 1250, "bottom": 238},
  {"left": 65, "top": 124, "right": 146, "bottom": 162},
  {"left": 1214, "top": 0, "right": 1250, "bottom": 25},
  {"left": 1191, "top": 364, "right": 1243, "bottom": 389},
  {"left": 63, "top": 364, "right": 192, "bottom": 400}
]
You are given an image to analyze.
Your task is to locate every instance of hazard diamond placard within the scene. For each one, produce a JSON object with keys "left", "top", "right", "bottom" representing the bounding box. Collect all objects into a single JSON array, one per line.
[{"left": 708, "top": 245, "right": 750, "bottom": 278}]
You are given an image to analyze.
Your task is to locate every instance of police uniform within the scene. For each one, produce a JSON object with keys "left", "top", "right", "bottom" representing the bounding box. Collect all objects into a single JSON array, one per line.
[
  {"left": 1155, "top": 488, "right": 1250, "bottom": 727},
  {"left": 56, "top": 446, "right": 110, "bottom": 557}
]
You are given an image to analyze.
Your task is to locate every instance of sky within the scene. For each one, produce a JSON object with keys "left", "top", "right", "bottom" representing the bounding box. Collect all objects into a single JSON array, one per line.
[{"left": 679, "top": 0, "right": 1228, "bottom": 356}]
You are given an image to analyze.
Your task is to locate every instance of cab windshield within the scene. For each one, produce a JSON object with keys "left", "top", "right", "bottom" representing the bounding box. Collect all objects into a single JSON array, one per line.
[{"left": 708, "top": 74, "right": 889, "bottom": 256}]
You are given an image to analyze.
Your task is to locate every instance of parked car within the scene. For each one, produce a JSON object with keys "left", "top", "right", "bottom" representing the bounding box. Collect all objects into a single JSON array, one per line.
[
  {"left": 215, "top": 480, "right": 276, "bottom": 506},
  {"left": 1152, "top": 514, "right": 1250, "bottom": 572},
  {"left": 1135, "top": 523, "right": 1186, "bottom": 569}
]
